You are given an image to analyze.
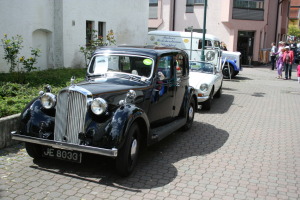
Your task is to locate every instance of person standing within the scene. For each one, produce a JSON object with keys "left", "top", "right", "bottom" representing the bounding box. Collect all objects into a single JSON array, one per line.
[
  {"left": 276, "top": 41, "right": 284, "bottom": 70},
  {"left": 283, "top": 46, "right": 294, "bottom": 79},
  {"left": 270, "top": 42, "right": 277, "bottom": 70},
  {"left": 220, "top": 42, "right": 227, "bottom": 51},
  {"left": 297, "top": 64, "right": 300, "bottom": 83},
  {"left": 276, "top": 48, "right": 285, "bottom": 79}
]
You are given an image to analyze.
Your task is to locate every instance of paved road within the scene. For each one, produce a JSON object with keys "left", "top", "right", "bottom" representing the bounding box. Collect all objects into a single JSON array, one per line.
[{"left": 1, "top": 66, "right": 300, "bottom": 200}]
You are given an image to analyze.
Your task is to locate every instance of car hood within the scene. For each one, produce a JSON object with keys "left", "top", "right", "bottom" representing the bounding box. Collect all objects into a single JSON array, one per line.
[
  {"left": 78, "top": 82, "right": 146, "bottom": 95},
  {"left": 189, "top": 72, "right": 214, "bottom": 88},
  {"left": 59, "top": 78, "right": 150, "bottom": 106}
]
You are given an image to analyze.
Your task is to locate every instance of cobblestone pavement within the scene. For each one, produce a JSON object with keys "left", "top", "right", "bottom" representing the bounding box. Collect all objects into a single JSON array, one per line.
[{"left": 1, "top": 66, "right": 300, "bottom": 200}]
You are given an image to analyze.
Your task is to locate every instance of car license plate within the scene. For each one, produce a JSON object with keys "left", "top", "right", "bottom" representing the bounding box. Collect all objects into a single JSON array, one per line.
[{"left": 43, "top": 147, "right": 82, "bottom": 163}]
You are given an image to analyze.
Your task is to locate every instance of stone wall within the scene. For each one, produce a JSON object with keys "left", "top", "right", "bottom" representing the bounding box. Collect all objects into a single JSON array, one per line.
[{"left": 0, "top": 114, "right": 20, "bottom": 149}]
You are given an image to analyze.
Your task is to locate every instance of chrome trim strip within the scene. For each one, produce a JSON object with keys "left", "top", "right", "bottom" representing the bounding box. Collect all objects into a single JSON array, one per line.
[{"left": 11, "top": 133, "right": 118, "bottom": 157}]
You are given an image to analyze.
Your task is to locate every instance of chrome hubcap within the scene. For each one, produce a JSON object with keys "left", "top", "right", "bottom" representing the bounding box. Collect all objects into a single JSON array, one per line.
[
  {"left": 188, "top": 106, "right": 194, "bottom": 119},
  {"left": 130, "top": 139, "right": 137, "bottom": 160}
]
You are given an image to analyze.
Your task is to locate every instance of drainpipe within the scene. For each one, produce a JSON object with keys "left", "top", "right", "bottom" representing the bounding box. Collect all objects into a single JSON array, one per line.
[
  {"left": 172, "top": 0, "right": 176, "bottom": 31},
  {"left": 201, "top": 0, "right": 207, "bottom": 61},
  {"left": 275, "top": 0, "right": 287, "bottom": 44}
]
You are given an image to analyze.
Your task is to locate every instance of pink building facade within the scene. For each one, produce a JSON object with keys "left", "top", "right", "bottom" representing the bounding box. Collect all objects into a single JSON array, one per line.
[{"left": 149, "top": 0, "right": 290, "bottom": 65}]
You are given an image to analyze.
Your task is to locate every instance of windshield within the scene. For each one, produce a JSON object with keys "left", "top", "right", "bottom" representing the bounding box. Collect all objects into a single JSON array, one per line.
[
  {"left": 190, "top": 61, "right": 214, "bottom": 74},
  {"left": 88, "top": 55, "right": 154, "bottom": 79}
]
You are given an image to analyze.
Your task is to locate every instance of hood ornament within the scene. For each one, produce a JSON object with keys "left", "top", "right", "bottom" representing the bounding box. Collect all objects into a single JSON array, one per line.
[{"left": 70, "top": 76, "right": 76, "bottom": 87}]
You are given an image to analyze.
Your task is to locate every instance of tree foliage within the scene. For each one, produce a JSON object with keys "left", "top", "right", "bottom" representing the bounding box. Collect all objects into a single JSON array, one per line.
[
  {"left": 288, "top": 25, "right": 300, "bottom": 38},
  {"left": 79, "top": 30, "right": 116, "bottom": 67}
]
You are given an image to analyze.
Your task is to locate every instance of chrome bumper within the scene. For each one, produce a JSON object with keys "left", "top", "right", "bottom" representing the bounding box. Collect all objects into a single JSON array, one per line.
[
  {"left": 11, "top": 132, "right": 118, "bottom": 157},
  {"left": 197, "top": 96, "right": 209, "bottom": 102}
]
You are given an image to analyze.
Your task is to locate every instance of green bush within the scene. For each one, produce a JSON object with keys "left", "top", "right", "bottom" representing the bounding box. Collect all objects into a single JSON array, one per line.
[{"left": 0, "top": 68, "right": 86, "bottom": 118}]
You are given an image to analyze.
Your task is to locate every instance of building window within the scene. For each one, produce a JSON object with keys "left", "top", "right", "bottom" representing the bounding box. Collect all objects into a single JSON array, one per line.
[
  {"left": 233, "top": 0, "right": 264, "bottom": 9},
  {"left": 232, "top": 0, "right": 264, "bottom": 21},
  {"left": 98, "top": 22, "right": 105, "bottom": 38},
  {"left": 194, "top": 0, "right": 205, "bottom": 4},
  {"left": 86, "top": 21, "right": 94, "bottom": 45},
  {"left": 149, "top": 0, "right": 158, "bottom": 19},
  {"left": 186, "top": 0, "right": 204, "bottom": 13},
  {"left": 186, "top": 0, "right": 194, "bottom": 13}
]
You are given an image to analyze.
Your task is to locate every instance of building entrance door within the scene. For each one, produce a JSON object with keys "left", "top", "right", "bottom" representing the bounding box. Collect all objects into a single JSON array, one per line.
[{"left": 237, "top": 31, "right": 254, "bottom": 65}]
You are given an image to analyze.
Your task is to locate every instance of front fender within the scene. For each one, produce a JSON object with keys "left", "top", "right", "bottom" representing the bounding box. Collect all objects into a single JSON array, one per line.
[
  {"left": 105, "top": 104, "right": 150, "bottom": 149},
  {"left": 18, "top": 98, "right": 55, "bottom": 138}
]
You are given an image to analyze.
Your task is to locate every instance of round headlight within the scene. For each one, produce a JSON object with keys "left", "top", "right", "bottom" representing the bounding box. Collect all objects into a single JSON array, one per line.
[
  {"left": 40, "top": 93, "right": 56, "bottom": 109},
  {"left": 200, "top": 84, "right": 209, "bottom": 92},
  {"left": 91, "top": 98, "right": 108, "bottom": 115}
]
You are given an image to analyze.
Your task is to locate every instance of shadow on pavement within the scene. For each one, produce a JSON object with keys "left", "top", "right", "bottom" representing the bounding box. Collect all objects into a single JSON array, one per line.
[
  {"left": 198, "top": 94, "right": 234, "bottom": 114},
  {"left": 223, "top": 75, "right": 252, "bottom": 82},
  {"left": 31, "top": 121, "right": 229, "bottom": 191}
]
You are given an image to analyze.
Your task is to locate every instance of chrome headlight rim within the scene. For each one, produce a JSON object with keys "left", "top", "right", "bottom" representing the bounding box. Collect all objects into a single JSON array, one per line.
[
  {"left": 40, "top": 93, "right": 56, "bottom": 109},
  {"left": 199, "top": 83, "right": 209, "bottom": 92},
  {"left": 91, "top": 98, "right": 108, "bottom": 115}
]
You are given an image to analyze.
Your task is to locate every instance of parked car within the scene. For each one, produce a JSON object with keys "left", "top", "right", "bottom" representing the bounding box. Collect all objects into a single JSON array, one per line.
[
  {"left": 189, "top": 60, "right": 223, "bottom": 110},
  {"left": 294, "top": 47, "right": 300, "bottom": 64},
  {"left": 147, "top": 30, "right": 242, "bottom": 79},
  {"left": 11, "top": 46, "right": 197, "bottom": 176}
]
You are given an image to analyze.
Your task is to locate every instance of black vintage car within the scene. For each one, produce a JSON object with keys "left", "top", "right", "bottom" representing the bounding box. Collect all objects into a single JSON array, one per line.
[{"left": 11, "top": 46, "right": 197, "bottom": 176}]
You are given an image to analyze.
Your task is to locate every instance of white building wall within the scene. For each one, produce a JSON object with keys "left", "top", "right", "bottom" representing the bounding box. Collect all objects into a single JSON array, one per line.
[
  {"left": 61, "top": 0, "right": 149, "bottom": 69},
  {"left": 0, "top": 0, "right": 54, "bottom": 72},
  {"left": 0, "top": 0, "right": 148, "bottom": 73}
]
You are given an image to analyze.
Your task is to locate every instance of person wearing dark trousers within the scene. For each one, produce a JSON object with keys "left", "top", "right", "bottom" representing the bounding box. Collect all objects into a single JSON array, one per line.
[
  {"left": 270, "top": 42, "right": 277, "bottom": 70},
  {"left": 283, "top": 46, "right": 294, "bottom": 79}
]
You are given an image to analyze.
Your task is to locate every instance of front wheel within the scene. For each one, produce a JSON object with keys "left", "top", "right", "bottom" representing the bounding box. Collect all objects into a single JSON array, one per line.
[
  {"left": 115, "top": 123, "right": 140, "bottom": 177},
  {"left": 25, "top": 143, "right": 43, "bottom": 159},
  {"left": 202, "top": 90, "right": 213, "bottom": 110},
  {"left": 182, "top": 98, "right": 195, "bottom": 131},
  {"left": 215, "top": 83, "right": 222, "bottom": 98}
]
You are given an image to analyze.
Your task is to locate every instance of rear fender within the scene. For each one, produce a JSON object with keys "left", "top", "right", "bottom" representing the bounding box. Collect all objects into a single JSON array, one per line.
[{"left": 222, "top": 59, "right": 239, "bottom": 71}]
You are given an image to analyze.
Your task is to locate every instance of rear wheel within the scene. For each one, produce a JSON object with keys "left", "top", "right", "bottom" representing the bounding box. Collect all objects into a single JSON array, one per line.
[
  {"left": 25, "top": 143, "right": 43, "bottom": 159},
  {"left": 182, "top": 98, "right": 195, "bottom": 131},
  {"left": 115, "top": 123, "right": 140, "bottom": 177},
  {"left": 222, "top": 64, "right": 234, "bottom": 79}
]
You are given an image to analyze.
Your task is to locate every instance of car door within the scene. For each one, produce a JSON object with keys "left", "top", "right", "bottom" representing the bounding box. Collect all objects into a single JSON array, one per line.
[
  {"left": 147, "top": 55, "right": 176, "bottom": 127},
  {"left": 214, "top": 62, "right": 223, "bottom": 92},
  {"left": 172, "top": 53, "right": 188, "bottom": 117}
]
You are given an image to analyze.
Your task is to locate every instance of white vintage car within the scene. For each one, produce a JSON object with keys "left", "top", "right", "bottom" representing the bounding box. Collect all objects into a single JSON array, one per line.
[{"left": 189, "top": 60, "right": 223, "bottom": 110}]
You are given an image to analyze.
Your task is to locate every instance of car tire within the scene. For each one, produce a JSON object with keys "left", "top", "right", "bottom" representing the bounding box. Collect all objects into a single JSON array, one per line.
[
  {"left": 182, "top": 98, "right": 195, "bottom": 131},
  {"left": 222, "top": 64, "right": 234, "bottom": 79},
  {"left": 25, "top": 143, "right": 43, "bottom": 159},
  {"left": 115, "top": 123, "right": 140, "bottom": 177},
  {"left": 215, "top": 83, "right": 222, "bottom": 98},
  {"left": 202, "top": 90, "right": 213, "bottom": 110}
]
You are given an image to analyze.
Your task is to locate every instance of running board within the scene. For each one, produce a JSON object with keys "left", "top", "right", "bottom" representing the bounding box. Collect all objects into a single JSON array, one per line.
[{"left": 149, "top": 118, "right": 186, "bottom": 145}]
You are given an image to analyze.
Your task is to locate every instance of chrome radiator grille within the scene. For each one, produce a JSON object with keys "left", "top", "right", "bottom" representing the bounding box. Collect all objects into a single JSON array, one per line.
[{"left": 54, "top": 90, "right": 87, "bottom": 144}]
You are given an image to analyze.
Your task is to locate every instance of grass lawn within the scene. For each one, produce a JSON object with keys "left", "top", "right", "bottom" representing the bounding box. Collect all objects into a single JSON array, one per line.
[{"left": 0, "top": 68, "right": 86, "bottom": 118}]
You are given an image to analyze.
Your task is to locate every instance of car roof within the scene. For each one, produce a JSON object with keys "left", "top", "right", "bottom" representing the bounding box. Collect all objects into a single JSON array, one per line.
[
  {"left": 93, "top": 45, "right": 185, "bottom": 57},
  {"left": 148, "top": 30, "right": 220, "bottom": 41}
]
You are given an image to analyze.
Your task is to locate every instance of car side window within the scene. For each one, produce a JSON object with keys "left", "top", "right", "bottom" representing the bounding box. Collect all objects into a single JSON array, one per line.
[
  {"left": 175, "top": 54, "right": 186, "bottom": 76},
  {"left": 157, "top": 56, "right": 172, "bottom": 79},
  {"left": 198, "top": 39, "right": 213, "bottom": 49}
]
